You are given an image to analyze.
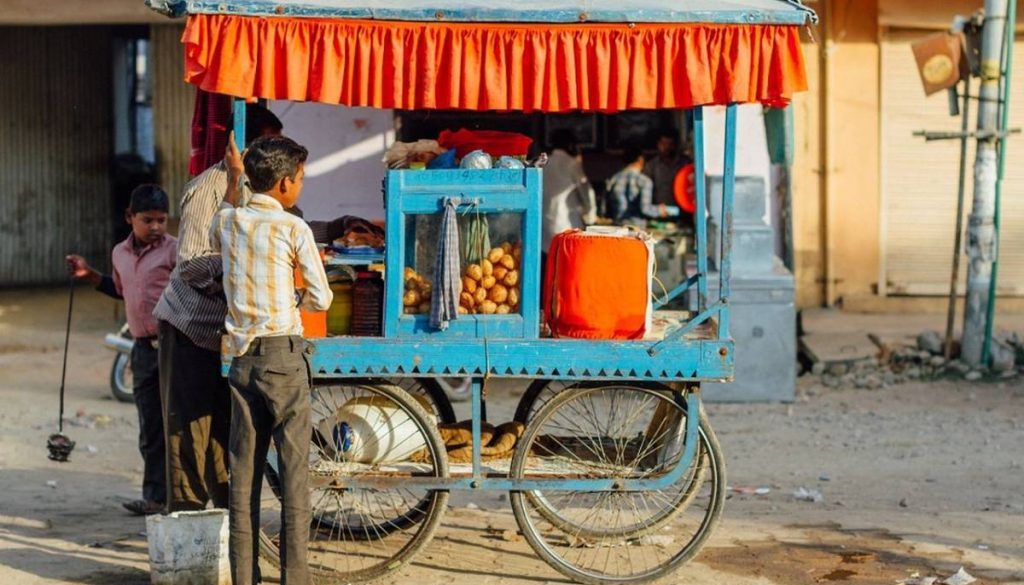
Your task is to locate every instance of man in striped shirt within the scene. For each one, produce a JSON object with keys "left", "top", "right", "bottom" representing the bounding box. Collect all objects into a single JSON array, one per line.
[{"left": 211, "top": 135, "right": 330, "bottom": 585}]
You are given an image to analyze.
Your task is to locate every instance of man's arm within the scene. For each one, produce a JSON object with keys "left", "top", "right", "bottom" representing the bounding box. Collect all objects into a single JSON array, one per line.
[
  {"left": 294, "top": 224, "right": 333, "bottom": 312},
  {"left": 639, "top": 176, "right": 679, "bottom": 219}
]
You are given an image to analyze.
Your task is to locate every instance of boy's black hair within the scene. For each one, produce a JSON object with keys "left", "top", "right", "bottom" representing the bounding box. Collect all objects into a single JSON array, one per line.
[
  {"left": 244, "top": 136, "right": 309, "bottom": 194},
  {"left": 245, "top": 104, "right": 284, "bottom": 145},
  {"left": 129, "top": 184, "right": 169, "bottom": 214}
]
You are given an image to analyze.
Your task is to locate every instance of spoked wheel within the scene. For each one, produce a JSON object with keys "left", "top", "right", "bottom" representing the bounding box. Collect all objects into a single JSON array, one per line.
[
  {"left": 513, "top": 379, "right": 564, "bottom": 424},
  {"left": 509, "top": 383, "right": 725, "bottom": 585},
  {"left": 259, "top": 381, "right": 449, "bottom": 584}
]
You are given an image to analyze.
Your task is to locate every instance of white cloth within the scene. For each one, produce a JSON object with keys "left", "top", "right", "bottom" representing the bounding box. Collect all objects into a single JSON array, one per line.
[{"left": 541, "top": 149, "right": 595, "bottom": 252}]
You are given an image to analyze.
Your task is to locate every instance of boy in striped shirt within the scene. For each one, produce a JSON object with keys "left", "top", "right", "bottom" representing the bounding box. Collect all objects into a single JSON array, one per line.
[{"left": 210, "top": 135, "right": 331, "bottom": 585}]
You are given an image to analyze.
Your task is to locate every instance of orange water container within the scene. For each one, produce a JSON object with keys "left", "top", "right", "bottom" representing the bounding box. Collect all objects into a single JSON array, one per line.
[
  {"left": 295, "top": 267, "right": 327, "bottom": 338},
  {"left": 543, "top": 228, "right": 654, "bottom": 340}
]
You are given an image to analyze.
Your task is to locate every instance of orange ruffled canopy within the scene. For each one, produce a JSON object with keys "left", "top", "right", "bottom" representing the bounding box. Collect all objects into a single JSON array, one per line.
[{"left": 183, "top": 13, "right": 807, "bottom": 112}]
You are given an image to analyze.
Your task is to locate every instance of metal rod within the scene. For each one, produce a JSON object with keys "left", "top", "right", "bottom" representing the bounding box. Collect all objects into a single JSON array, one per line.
[
  {"left": 58, "top": 279, "right": 75, "bottom": 433},
  {"left": 471, "top": 378, "right": 482, "bottom": 479},
  {"left": 653, "top": 274, "right": 700, "bottom": 310},
  {"left": 912, "top": 128, "right": 1020, "bottom": 140},
  {"left": 232, "top": 98, "right": 246, "bottom": 150},
  {"left": 648, "top": 299, "right": 725, "bottom": 356},
  {"left": 693, "top": 107, "right": 709, "bottom": 313},
  {"left": 945, "top": 78, "right": 973, "bottom": 361},
  {"left": 718, "top": 104, "right": 737, "bottom": 341},
  {"left": 983, "top": 0, "right": 1017, "bottom": 364}
]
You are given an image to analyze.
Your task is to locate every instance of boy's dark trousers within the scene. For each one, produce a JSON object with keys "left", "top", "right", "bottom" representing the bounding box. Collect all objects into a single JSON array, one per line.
[
  {"left": 228, "top": 335, "right": 312, "bottom": 585},
  {"left": 131, "top": 337, "right": 166, "bottom": 505}
]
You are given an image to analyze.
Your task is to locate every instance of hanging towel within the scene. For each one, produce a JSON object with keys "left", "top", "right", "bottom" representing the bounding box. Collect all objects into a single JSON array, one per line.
[{"left": 430, "top": 198, "right": 463, "bottom": 330}]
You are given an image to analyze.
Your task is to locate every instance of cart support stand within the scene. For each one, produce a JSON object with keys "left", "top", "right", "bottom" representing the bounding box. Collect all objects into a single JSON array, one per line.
[
  {"left": 694, "top": 107, "right": 709, "bottom": 313},
  {"left": 718, "top": 104, "right": 737, "bottom": 341}
]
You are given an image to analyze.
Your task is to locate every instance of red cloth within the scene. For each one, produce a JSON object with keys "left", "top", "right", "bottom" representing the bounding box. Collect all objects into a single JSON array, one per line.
[
  {"left": 189, "top": 89, "right": 233, "bottom": 176},
  {"left": 438, "top": 129, "right": 533, "bottom": 158},
  {"left": 182, "top": 15, "right": 807, "bottom": 112}
]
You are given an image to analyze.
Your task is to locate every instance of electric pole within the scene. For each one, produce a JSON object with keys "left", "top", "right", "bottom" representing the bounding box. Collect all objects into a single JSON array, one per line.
[{"left": 962, "top": 0, "right": 1009, "bottom": 366}]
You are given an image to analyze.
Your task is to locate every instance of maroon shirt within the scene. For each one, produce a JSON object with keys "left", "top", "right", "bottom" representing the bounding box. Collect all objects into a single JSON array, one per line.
[{"left": 112, "top": 233, "right": 178, "bottom": 338}]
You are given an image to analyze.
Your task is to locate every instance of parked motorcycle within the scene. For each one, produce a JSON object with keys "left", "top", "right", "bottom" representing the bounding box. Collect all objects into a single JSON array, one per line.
[{"left": 105, "top": 323, "right": 134, "bottom": 403}]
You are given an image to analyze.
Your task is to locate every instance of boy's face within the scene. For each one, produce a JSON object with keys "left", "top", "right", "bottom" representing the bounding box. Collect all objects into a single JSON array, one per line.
[
  {"left": 277, "top": 163, "right": 305, "bottom": 208},
  {"left": 126, "top": 209, "right": 169, "bottom": 244}
]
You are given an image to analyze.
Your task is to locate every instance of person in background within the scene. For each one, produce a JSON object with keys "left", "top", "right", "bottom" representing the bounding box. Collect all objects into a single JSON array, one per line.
[
  {"left": 606, "top": 146, "right": 680, "bottom": 225},
  {"left": 66, "top": 185, "right": 177, "bottom": 516},
  {"left": 643, "top": 129, "right": 689, "bottom": 214},
  {"left": 212, "top": 135, "right": 331, "bottom": 585},
  {"left": 541, "top": 128, "right": 595, "bottom": 266}
]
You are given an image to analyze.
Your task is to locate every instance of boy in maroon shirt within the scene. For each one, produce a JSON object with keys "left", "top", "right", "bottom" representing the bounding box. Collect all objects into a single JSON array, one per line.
[{"left": 67, "top": 185, "right": 177, "bottom": 515}]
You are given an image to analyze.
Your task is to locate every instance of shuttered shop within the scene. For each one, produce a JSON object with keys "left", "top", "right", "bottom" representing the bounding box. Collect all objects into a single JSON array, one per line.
[
  {"left": 0, "top": 27, "right": 113, "bottom": 286},
  {"left": 881, "top": 29, "right": 1024, "bottom": 296}
]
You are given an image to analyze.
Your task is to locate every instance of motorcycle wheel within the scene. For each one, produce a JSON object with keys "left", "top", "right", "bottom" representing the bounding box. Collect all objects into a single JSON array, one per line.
[{"left": 110, "top": 353, "right": 134, "bottom": 403}]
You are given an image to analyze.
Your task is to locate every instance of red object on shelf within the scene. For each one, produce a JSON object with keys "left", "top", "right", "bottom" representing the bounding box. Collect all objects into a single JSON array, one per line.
[
  {"left": 673, "top": 163, "right": 697, "bottom": 214},
  {"left": 437, "top": 129, "right": 533, "bottom": 159}
]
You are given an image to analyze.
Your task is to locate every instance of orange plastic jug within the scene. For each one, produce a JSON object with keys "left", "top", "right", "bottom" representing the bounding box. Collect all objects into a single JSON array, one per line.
[
  {"left": 295, "top": 267, "right": 327, "bottom": 338},
  {"left": 543, "top": 229, "right": 653, "bottom": 340}
]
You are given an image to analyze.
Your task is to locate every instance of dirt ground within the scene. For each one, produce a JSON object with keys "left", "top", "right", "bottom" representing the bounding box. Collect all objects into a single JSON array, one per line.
[{"left": 0, "top": 287, "right": 1022, "bottom": 585}]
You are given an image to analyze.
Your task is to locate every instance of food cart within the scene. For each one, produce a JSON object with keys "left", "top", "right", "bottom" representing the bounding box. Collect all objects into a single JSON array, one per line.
[{"left": 151, "top": 0, "right": 813, "bottom": 583}]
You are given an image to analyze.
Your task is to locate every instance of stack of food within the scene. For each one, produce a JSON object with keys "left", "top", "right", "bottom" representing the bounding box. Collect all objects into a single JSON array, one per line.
[
  {"left": 459, "top": 243, "right": 522, "bottom": 315},
  {"left": 402, "top": 268, "right": 433, "bottom": 315}
]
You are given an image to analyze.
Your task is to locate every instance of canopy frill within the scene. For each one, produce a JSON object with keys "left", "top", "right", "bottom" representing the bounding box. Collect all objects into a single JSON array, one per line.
[{"left": 182, "top": 13, "right": 810, "bottom": 112}]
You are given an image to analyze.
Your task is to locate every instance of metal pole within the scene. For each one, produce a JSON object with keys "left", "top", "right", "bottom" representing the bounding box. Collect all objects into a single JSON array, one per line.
[
  {"left": 944, "top": 79, "right": 972, "bottom": 361},
  {"left": 962, "top": 0, "right": 1009, "bottom": 367},
  {"left": 982, "top": 0, "right": 1016, "bottom": 363}
]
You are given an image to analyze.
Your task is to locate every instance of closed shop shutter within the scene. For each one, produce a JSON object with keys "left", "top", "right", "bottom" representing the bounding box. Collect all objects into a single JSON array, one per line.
[{"left": 881, "top": 29, "right": 1024, "bottom": 296}]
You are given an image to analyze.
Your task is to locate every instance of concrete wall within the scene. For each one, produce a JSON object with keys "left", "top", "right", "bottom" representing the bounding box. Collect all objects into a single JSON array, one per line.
[
  {"left": 269, "top": 102, "right": 394, "bottom": 223},
  {"left": 0, "top": 0, "right": 164, "bottom": 25}
]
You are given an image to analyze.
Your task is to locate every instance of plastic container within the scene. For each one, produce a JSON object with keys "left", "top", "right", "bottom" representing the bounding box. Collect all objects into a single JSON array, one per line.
[
  {"left": 146, "top": 509, "right": 230, "bottom": 585},
  {"left": 317, "top": 396, "right": 427, "bottom": 464},
  {"left": 295, "top": 267, "right": 327, "bottom": 337},
  {"left": 350, "top": 271, "right": 383, "bottom": 336},
  {"left": 327, "top": 280, "right": 353, "bottom": 335},
  {"left": 544, "top": 227, "right": 654, "bottom": 340}
]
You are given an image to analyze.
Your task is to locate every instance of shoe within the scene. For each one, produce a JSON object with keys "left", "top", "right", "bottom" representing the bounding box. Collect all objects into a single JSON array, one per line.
[{"left": 122, "top": 499, "right": 164, "bottom": 516}]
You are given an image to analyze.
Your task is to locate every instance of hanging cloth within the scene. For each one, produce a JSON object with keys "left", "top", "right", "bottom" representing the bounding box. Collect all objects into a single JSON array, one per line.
[
  {"left": 188, "top": 89, "right": 233, "bottom": 176},
  {"left": 430, "top": 198, "right": 463, "bottom": 331}
]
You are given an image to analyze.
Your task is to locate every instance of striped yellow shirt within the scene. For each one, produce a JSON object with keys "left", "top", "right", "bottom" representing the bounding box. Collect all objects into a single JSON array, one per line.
[{"left": 210, "top": 194, "right": 332, "bottom": 356}]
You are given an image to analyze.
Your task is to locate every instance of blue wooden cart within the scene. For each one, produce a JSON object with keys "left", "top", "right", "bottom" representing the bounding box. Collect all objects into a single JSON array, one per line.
[{"left": 154, "top": 0, "right": 813, "bottom": 582}]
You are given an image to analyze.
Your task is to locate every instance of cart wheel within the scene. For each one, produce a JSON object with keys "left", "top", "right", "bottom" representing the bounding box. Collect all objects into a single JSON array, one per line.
[
  {"left": 520, "top": 382, "right": 716, "bottom": 537},
  {"left": 261, "top": 378, "right": 451, "bottom": 540},
  {"left": 509, "top": 383, "right": 726, "bottom": 585},
  {"left": 390, "top": 377, "right": 457, "bottom": 423},
  {"left": 258, "top": 382, "right": 449, "bottom": 584},
  {"left": 513, "top": 378, "right": 562, "bottom": 424}
]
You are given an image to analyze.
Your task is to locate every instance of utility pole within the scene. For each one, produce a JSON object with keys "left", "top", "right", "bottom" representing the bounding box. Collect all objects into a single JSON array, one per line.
[{"left": 962, "top": 0, "right": 1009, "bottom": 366}]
